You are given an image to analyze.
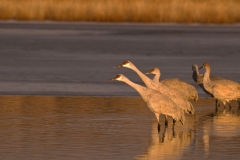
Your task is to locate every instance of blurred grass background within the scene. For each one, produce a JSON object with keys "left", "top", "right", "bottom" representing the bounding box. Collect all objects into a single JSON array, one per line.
[{"left": 0, "top": 0, "right": 240, "bottom": 24}]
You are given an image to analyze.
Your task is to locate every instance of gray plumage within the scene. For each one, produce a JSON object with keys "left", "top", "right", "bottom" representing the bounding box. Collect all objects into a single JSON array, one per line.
[
  {"left": 114, "top": 60, "right": 195, "bottom": 116},
  {"left": 199, "top": 62, "right": 240, "bottom": 108},
  {"left": 110, "top": 74, "right": 185, "bottom": 130},
  {"left": 146, "top": 67, "right": 198, "bottom": 101},
  {"left": 192, "top": 64, "right": 223, "bottom": 97}
]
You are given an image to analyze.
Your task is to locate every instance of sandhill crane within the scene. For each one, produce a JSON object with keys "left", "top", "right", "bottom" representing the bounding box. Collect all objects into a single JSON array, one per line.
[
  {"left": 114, "top": 60, "right": 195, "bottom": 125},
  {"left": 192, "top": 64, "right": 223, "bottom": 107},
  {"left": 199, "top": 62, "right": 240, "bottom": 110},
  {"left": 110, "top": 74, "right": 185, "bottom": 130},
  {"left": 145, "top": 67, "right": 198, "bottom": 101}
]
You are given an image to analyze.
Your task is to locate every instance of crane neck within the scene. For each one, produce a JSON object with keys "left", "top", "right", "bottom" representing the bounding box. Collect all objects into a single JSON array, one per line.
[
  {"left": 153, "top": 73, "right": 160, "bottom": 83},
  {"left": 195, "top": 67, "right": 200, "bottom": 76},
  {"left": 122, "top": 77, "right": 149, "bottom": 102},
  {"left": 203, "top": 67, "right": 210, "bottom": 82},
  {"left": 130, "top": 64, "right": 155, "bottom": 88},
  {"left": 192, "top": 69, "right": 199, "bottom": 82}
]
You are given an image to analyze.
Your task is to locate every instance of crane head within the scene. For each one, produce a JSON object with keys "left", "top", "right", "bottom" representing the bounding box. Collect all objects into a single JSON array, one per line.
[
  {"left": 109, "top": 74, "right": 123, "bottom": 81},
  {"left": 192, "top": 64, "right": 198, "bottom": 71},
  {"left": 199, "top": 62, "right": 210, "bottom": 69},
  {"left": 114, "top": 60, "right": 131, "bottom": 68},
  {"left": 145, "top": 68, "right": 160, "bottom": 75}
]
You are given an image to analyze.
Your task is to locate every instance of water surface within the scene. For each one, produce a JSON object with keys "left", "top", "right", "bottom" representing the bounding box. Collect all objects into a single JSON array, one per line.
[
  {"left": 0, "top": 96, "right": 240, "bottom": 159},
  {"left": 0, "top": 22, "right": 240, "bottom": 96}
]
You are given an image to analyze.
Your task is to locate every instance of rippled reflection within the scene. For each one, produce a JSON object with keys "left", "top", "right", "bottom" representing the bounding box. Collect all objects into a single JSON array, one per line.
[
  {"left": 0, "top": 96, "right": 240, "bottom": 159},
  {"left": 213, "top": 108, "right": 240, "bottom": 137},
  {"left": 0, "top": 96, "right": 152, "bottom": 159},
  {"left": 200, "top": 107, "right": 240, "bottom": 159},
  {"left": 135, "top": 115, "right": 196, "bottom": 160}
]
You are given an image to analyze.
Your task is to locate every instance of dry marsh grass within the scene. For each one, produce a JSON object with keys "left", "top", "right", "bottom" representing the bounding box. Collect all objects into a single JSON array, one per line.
[{"left": 0, "top": 0, "right": 240, "bottom": 23}]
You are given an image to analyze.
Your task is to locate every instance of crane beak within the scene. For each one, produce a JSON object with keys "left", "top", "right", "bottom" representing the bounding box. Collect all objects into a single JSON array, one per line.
[
  {"left": 109, "top": 76, "right": 117, "bottom": 81},
  {"left": 145, "top": 71, "right": 152, "bottom": 74},
  {"left": 199, "top": 65, "right": 203, "bottom": 69},
  {"left": 114, "top": 64, "right": 123, "bottom": 68},
  {"left": 109, "top": 78, "right": 115, "bottom": 81}
]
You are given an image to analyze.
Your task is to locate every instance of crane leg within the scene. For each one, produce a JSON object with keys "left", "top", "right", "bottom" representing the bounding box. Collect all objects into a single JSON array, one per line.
[
  {"left": 154, "top": 113, "right": 161, "bottom": 132},
  {"left": 172, "top": 119, "right": 176, "bottom": 128},
  {"left": 223, "top": 101, "right": 227, "bottom": 109},
  {"left": 227, "top": 102, "right": 232, "bottom": 110},
  {"left": 215, "top": 105, "right": 218, "bottom": 114},
  {"left": 216, "top": 99, "right": 220, "bottom": 107},
  {"left": 161, "top": 127, "right": 167, "bottom": 143},
  {"left": 165, "top": 115, "right": 168, "bottom": 127},
  {"left": 215, "top": 99, "right": 220, "bottom": 114},
  {"left": 172, "top": 127, "right": 175, "bottom": 137},
  {"left": 158, "top": 124, "right": 160, "bottom": 132}
]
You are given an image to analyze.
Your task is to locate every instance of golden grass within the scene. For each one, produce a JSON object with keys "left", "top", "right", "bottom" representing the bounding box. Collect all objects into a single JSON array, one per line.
[{"left": 0, "top": 0, "right": 240, "bottom": 23}]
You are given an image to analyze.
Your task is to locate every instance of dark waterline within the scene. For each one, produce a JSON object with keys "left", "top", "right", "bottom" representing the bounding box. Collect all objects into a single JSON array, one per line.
[{"left": 0, "top": 96, "right": 240, "bottom": 160}]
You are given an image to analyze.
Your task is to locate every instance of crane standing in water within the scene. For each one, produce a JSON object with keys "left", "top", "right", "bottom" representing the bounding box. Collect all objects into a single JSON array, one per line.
[
  {"left": 192, "top": 64, "right": 224, "bottom": 107},
  {"left": 114, "top": 60, "right": 195, "bottom": 126},
  {"left": 110, "top": 74, "right": 185, "bottom": 131},
  {"left": 145, "top": 67, "right": 198, "bottom": 101},
  {"left": 199, "top": 62, "right": 240, "bottom": 111}
]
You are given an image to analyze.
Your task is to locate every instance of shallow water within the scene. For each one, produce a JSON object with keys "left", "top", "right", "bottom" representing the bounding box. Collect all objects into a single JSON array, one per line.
[{"left": 0, "top": 96, "right": 239, "bottom": 160}]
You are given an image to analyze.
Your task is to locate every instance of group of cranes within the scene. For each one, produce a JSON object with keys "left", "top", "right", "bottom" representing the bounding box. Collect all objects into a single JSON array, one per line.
[
  {"left": 110, "top": 61, "right": 240, "bottom": 131},
  {"left": 193, "top": 62, "right": 240, "bottom": 111}
]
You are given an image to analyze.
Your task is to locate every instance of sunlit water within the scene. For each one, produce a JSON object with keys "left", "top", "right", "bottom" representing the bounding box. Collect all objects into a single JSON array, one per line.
[{"left": 0, "top": 96, "right": 239, "bottom": 160}]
